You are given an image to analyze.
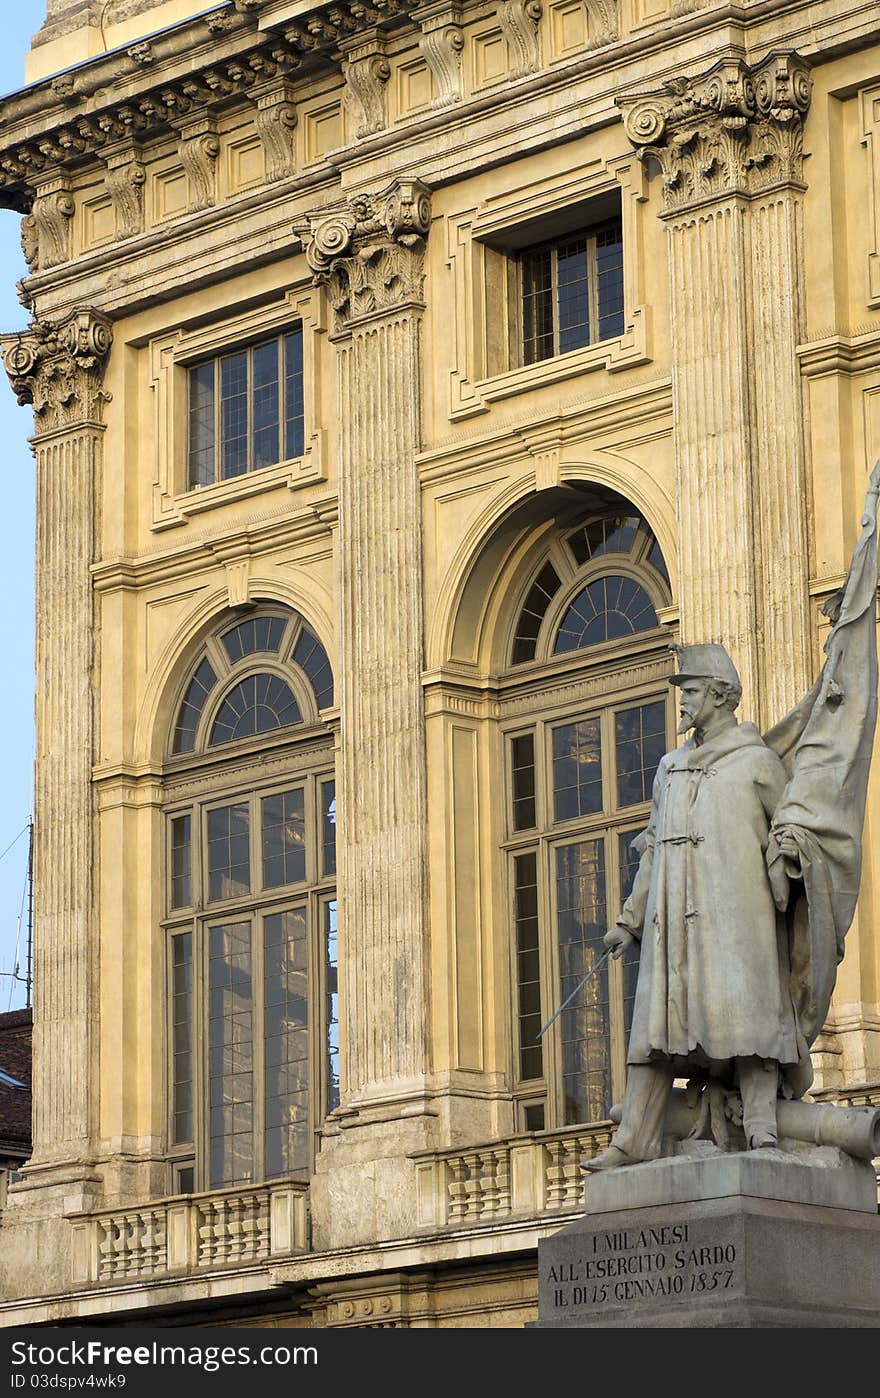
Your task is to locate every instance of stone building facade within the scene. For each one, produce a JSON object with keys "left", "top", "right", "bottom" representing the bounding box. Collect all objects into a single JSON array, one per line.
[{"left": 0, "top": 0, "right": 877, "bottom": 1327}]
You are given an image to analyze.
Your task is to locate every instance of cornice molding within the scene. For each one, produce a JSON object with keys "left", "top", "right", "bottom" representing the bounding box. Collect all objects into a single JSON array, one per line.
[
  {"left": 619, "top": 50, "right": 812, "bottom": 212},
  {"left": 295, "top": 177, "right": 431, "bottom": 329},
  {"left": 1, "top": 308, "right": 113, "bottom": 433}
]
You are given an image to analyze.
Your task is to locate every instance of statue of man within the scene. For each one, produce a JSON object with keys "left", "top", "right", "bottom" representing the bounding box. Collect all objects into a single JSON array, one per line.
[{"left": 588, "top": 463, "right": 880, "bottom": 1170}]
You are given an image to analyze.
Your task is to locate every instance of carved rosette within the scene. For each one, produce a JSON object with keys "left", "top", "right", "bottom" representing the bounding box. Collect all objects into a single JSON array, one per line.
[
  {"left": 297, "top": 179, "right": 431, "bottom": 332},
  {"left": 620, "top": 51, "right": 811, "bottom": 212},
  {"left": 2, "top": 309, "right": 113, "bottom": 433}
]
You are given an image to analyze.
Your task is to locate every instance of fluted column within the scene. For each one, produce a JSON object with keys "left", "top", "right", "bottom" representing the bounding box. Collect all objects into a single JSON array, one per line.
[
  {"left": 2, "top": 309, "right": 112, "bottom": 1173},
  {"left": 622, "top": 53, "right": 813, "bottom": 724},
  {"left": 297, "top": 181, "right": 431, "bottom": 1105}
]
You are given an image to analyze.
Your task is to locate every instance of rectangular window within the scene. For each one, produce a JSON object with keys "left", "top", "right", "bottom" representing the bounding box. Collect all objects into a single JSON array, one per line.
[
  {"left": 208, "top": 920, "right": 254, "bottom": 1187},
  {"left": 261, "top": 788, "right": 306, "bottom": 889},
  {"left": 520, "top": 219, "right": 624, "bottom": 366},
  {"left": 615, "top": 700, "right": 667, "bottom": 808},
  {"left": 552, "top": 718, "right": 602, "bottom": 822},
  {"left": 514, "top": 852, "right": 543, "bottom": 1082},
  {"left": 321, "top": 780, "right": 337, "bottom": 878},
  {"left": 555, "top": 839, "right": 609, "bottom": 1126},
  {"left": 171, "top": 932, "right": 193, "bottom": 1145},
  {"left": 264, "top": 908, "right": 309, "bottom": 1179},
  {"left": 187, "top": 328, "right": 305, "bottom": 489},
  {"left": 170, "top": 815, "right": 192, "bottom": 910},
  {"left": 511, "top": 733, "right": 537, "bottom": 831},
  {"left": 207, "top": 803, "right": 251, "bottom": 902}
]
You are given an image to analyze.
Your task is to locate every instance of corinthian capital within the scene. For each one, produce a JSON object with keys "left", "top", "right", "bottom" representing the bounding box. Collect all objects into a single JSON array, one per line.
[
  {"left": 296, "top": 179, "right": 431, "bottom": 331},
  {"left": 1, "top": 308, "right": 113, "bottom": 433},
  {"left": 619, "top": 51, "right": 811, "bottom": 213}
]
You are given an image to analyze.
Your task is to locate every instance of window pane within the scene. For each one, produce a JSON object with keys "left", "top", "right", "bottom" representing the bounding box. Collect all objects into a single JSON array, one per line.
[
  {"left": 511, "top": 562, "right": 562, "bottom": 665},
  {"left": 618, "top": 829, "right": 643, "bottom": 1039},
  {"left": 322, "top": 780, "right": 337, "bottom": 877},
  {"left": 514, "top": 852, "right": 543, "bottom": 1081},
  {"left": 188, "top": 362, "right": 215, "bottom": 488},
  {"left": 325, "top": 899, "right": 339, "bottom": 1113},
  {"left": 284, "top": 328, "right": 305, "bottom": 459},
  {"left": 596, "top": 220, "right": 624, "bottom": 341},
  {"left": 252, "top": 340, "right": 280, "bottom": 470},
  {"left": 553, "top": 575, "right": 658, "bottom": 654},
  {"left": 511, "top": 733, "right": 536, "bottom": 831},
  {"left": 555, "top": 236, "right": 590, "bottom": 355},
  {"left": 555, "top": 839, "right": 609, "bottom": 1125},
  {"left": 172, "top": 933, "right": 193, "bottom": 1145},
  {"left": 221, "top": 615, "right": 286, "bottom": 663},
  {"left": 172, "top": 657, "right": 218, "bottom": 754},
  {"left": 615, "top": 699, "right": 666, "bottom": 808},
  {"left": 264, "top": 908, "right": 310, "bottom": 1179},
  {"left": 293, "top": 627, "right": 335, "bottom": 710},
  {"left": 208, "top": 921, "right": 254, "bottom": 1186},
  {"left": 552, "top": 719, "right": 602, "bottom": 822},
  {"left": 568, "top": 514, "right": 639, "bottom": 567},
  {"left": 220, "top": 351, "right": 249, "bottom": 479},
  {"left": 170, "top": 814, "right": 192, "bottom": 910},
  {"left": 521, "top": 247, "right": 554, "bottom": 365},
  {"left": 207, "top": 803, "right": 251, "bottom": 902},
  {"left": 262, "top": 788, "right": 306, "bottom": 889},
  {"left": 209, "top": 672, "right": 301, "bottom": 747}
]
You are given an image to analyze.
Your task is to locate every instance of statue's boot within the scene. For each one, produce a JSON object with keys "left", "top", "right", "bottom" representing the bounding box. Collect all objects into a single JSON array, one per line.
[{"left": 581, "top": 1144, "right": 638, "bottom": 1172}]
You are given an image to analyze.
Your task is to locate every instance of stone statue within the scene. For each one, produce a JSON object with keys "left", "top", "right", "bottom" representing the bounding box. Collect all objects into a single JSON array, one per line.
[{"left": 588, "top": 463, "right": 880, "bottom": 1169}]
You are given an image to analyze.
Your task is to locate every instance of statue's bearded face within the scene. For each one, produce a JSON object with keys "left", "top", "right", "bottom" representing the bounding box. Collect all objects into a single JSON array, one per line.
[{"left": 676, "top": 677, "right": 715, "bottom": 735}]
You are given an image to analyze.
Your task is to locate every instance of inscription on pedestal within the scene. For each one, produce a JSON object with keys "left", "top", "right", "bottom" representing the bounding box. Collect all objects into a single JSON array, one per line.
[{"left": 540, "top": 1217, "right": 743, "bottom": 1320}]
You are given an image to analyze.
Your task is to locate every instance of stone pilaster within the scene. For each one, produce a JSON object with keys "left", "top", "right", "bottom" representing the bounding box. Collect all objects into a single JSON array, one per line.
[
  {"left": 297, "top": 179, "right": 431, "bottom": 1109},
  {"left": 622, "top": 52, "right": 812, "bottom": 723},
  {"left": 1, "top": 309, "right": 111, "bottom": 1187}
]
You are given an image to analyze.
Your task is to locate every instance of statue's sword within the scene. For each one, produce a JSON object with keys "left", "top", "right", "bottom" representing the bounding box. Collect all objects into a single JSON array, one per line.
[{"left": 535, "top": 946, "right": 614, "bottom": 1041}]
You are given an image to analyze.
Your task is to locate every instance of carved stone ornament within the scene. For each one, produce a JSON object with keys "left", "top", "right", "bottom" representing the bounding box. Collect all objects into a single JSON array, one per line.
[
  {"left": 619, "top": 51, "right": 812, "bottom": 212},
  {"left": 100, "top": 142, "right": 146, "bottom": 238},
  {"left": 1, "top": 309, "right": 113, "bottom": 433},
  {"left": 174, "top": 118, "right": 220, "bottom": 211},
  {"left": 30, "top": 182, "right": 75, "bottom": 269},
  {"left": 296, "top": 178, "right": 431, "bottom": 330},
  {"left": 583, "top": 0, "right": 618, "bottom": 49},
  {"left": 252, "top": 81, "right": 298, "bottom": 180},
  {"left": 498, "top": 0, "right": 543, "bottom": 79},
  {"left": 343, "top": 45, "right": 392, "bottom": 139},
  {"left": 418, "top": 3, "right": 465, "bottom": 106}
]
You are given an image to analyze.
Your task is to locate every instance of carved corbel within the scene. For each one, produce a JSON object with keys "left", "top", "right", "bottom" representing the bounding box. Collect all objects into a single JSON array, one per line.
[
  {"left": 1, "top": 308, "right": 113, "bottom": 433},
  {"left": 583, "top": 0, "right": 618, "bottom": 49},
  {"left": 417, "top": 2, "right": 465, "bottom": 106},
  {"left": 342, "top": 40, "right": 391, "bottom": 138},
  {"left": 250, "top": 79, "right": 298, "bottom": 181},
  {"left": 30, "top": 173, "right": 75, "bottom": 269},
  {"left": 172, "top": 115, "right": 220, "bottom": 211},
  {"left": 99, "top": 140, "right": 146, "bottom": 239},
  {"left": 498, "top": 0, "right": 542, "bottom": 79}
]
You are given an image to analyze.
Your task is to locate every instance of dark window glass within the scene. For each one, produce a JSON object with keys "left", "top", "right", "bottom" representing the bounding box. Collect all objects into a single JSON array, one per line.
[
  {"left": 511, "top": 562, "right": 562, "bottom": 665},
  {"left": 220, "top": 351, "right": 249, "bottom": 480},
  {"left": 188, "top": 362, "right": 215, "bottom": 489},
  {"left": 521, "top": 247, "right": 554, "bottom": 365},
  {"left": 172, "top": 933, "right": 193, "bottom": 1145},
  {"left": 553, "top": 575, "right": 658, "bottom": 655},
  {"left": 264, "top": 907, "right": 309, "bottom": 1179},
  {"left": 208, "top": 920, "right": 254, "bottom": 1186},
  {"left": 221, "top": 615, "right": 286, "bottom": 664},
  {"left": 555, "top": 839, "right": 609, "bottom": 1125},
  {"left": 596, "top": 221, "right": 625, "bottom": 340},
  {"left": 555, "top": 235, "right": 590, "bottom": 355},
  {"left": 293, "top": 628, "right": 334, "bottom": 710},
  {"left": 618, "top": 829, "right": 644, "bottom": 1039},
  {"left": 520, "top": 217, "right": 623, "bottom": 366},
  {"left": 322, "top": 780, "right": 337, "bottom": 878},
  {"left": 648, "top": 536, "right": 670, "bottom": 585},
  {"left": 524, "top": 1103, "right": 545, "bottom": 1132},
  {"left": 262, "top": 788, "right": 307, "bottom": 889},
  {"left": 325, "top": 899, "right": 340, "bottom": 1113},
  {"left": 175, "top": 1164, "right": 195, "bottom": 1194},
  {"left": 207, "top": 803, "right": 251, "bottom": 902},
  {"left": 568, "top": 514, "right": 640, "bottom": 567},
  {"left": 209, "top": 673, "right": 301, "bottom": 747},
  {"left": 172, "top": 657, "right": 217, "bottom": 754},
  {"left": 511, "top": 733, "right": 536, "bottom": 831},
  {"left": 170, "top": 814, "right": 192, "bottom": 910},
  {"left": 514, "top": 852, "right": 543, "bottom": 1081},
  {"left": 251, "top": 340, "right": 280, "bottom": 471},
  {"left": 284, "top": 328, "right": 305, "bottom": 460},
  {"left": 552, "top": 719, "right": 602, "bottom": 822},
  {"left": 615, "top": 700, "right": 667, "bottom": 808}
]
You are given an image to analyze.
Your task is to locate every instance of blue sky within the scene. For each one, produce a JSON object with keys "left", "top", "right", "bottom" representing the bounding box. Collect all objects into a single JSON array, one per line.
[{"left": 0, "top": 9, "right": 45, "bottom": 1011}]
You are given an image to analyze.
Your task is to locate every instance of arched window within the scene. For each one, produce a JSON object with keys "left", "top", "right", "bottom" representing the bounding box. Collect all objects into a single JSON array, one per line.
[
  {"left": 502, "top": 508, "right": 672, "bottom": 1132},
  {"left": 163, "top": 606, "right": 338, "bottom": 1194}
]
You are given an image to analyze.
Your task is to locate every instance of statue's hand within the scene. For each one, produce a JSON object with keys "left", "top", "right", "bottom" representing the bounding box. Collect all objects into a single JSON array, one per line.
[
  {"left": 603, "top": 925, "right": 635, "bottom": 960},
  {"left": 775, "top": 828, "right": 804, "bottom": 877}
]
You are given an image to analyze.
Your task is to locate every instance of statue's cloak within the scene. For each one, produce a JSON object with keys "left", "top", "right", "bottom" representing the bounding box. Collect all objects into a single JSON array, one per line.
[{"left": 764, "top": 462, "right": 880, "bottom": 1080}]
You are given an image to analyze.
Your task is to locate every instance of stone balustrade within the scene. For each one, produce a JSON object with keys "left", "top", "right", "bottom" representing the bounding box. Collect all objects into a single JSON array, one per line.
[
  {"left": 70, "top": 1180, "right": 309, "bottom": 1285},
  {"left": 413, "top": 1121, "right": 614, "bottom": 1230}
]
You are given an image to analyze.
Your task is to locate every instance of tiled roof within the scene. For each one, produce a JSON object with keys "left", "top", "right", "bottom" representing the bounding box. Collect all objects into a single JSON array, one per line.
[{"left": 0, "top": 1007, "right": 32, "bottom": 1157}]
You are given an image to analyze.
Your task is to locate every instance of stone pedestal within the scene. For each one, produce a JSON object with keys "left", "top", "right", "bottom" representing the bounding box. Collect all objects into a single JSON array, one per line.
[{"left": 535, "top": 1148, "right": 880, "bottom": 1328}]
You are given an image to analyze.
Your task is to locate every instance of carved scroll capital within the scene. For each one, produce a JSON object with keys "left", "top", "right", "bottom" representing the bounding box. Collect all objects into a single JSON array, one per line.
[
  {"left": 296, "top": 179, "right": 431, "bottom": 330},
  {"left": 2, "top": 308, "right": 113, "bottom": 433},
  {"left": 619, "top": 50, "right": 812, "bottom": 212}
]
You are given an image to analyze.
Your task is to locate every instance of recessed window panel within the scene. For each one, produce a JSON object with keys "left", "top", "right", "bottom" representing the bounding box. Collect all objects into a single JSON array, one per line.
[
  {"left": 514, "top": 852, "right": 543, "bottom": 1082},
  {"left": 615, "top": 700, "right": 667, "bottom": 808},
  {"left": 555, "top": 839, "right": 609, "bottom": 1126},
  {"left": 552, "top": 719, "right": 602, "bottom": 822},
  {"left": 220, "top": 351, "right": 249, "bottom": 480},
  {"left": 209, "top": 673, "right": 301, "bottom": 747},
  {"left": 520, "top": 215, "right": 623, "bottom": 366},
  {"left": 251, "top": 340, "right": 280, "bottom": 471},
  {"left": 207, "top": 803, "right": 251, "bottom": 903},
  {"left": 262, "top": 788, "right": 306, "bottom": 889},
  {"left": 553, "top": 575, "right": 658, "bottom": 655},
  {"left": 511, "top": 733, "right": 536, "bottom": 831},
  {"left": 284, "top": 328, "right": 305, "bottom": 460},
  {"left": 170, "top": 814, "right": 192, "bottom": 910},
  {"left": 172, "top": 933, "right": 193, "bottom": 1145},
  {"left": 321, "top": 780, "right": 337, "bottom": 878}
]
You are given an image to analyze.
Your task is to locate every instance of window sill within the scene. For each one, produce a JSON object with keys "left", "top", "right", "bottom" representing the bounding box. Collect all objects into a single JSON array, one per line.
[
  {"left": 152, "top": 438, "right": 326, "bottom": 532},
  {"left": 449, "top": 309, "right": 650, "bottom": 421}
]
